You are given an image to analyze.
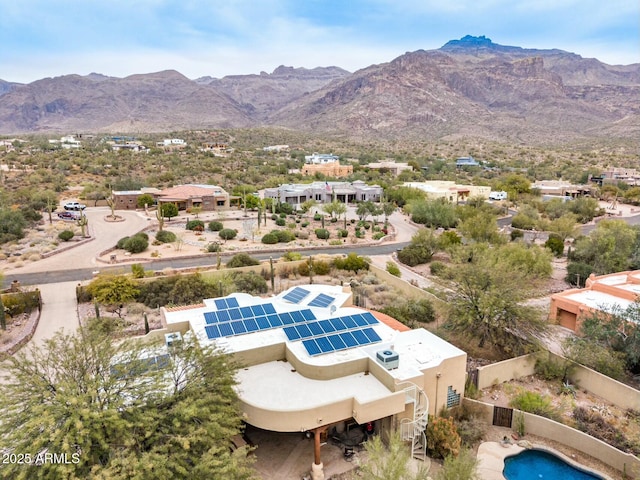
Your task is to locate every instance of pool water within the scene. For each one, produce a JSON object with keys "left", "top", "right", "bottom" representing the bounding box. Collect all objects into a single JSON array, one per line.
[{"left": 503, "top": 449, "right": 604, "bottom": 480}]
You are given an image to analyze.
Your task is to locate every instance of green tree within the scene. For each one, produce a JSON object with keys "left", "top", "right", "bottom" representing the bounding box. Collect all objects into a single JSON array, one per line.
[
  {"left": 356, "top": 432, "right": 430, "bottom": 480},
  {"left": 435, "top": 448, "right": 480, "bottom": 480},
  {"left": 0, "top": 328, "right": 256, "bottom": 480},
  {"left": 160, "top": 202, "right": 179, "bottom": 221},
  {"left": 571, "top": 219, "right": 638, "bottom": 275},
  {"left": 0, "top": 209, "right": 27, "bottom": 244},
  {"left": 227, "top": 253, "right": 260, "bottom": 268},
  {"left": 546, "top": 213, "right": 579, "bottom": 241},
  {"left": 568, "top": 197, "right": 602, "bottom": 223},
  {"left": 86, "top": 274, "right": 140, "bottom": 318},
  {"left": 397, "top": 228, "right": 439, "bottom": 266},
  {"left": 408, "top": 199, "right": 458, "bottom": 229},
  {"left": 457, "top": 210, "right": 504, "bottom": 244},
  {"left": 333, "top": 252, "right": 370, "bottom": 274},
  {"left": 136, "top": 193, "right": 155, "bottom": 209},
  {"left": 446, "top": 247, "right": 546, "bottom": 355}
]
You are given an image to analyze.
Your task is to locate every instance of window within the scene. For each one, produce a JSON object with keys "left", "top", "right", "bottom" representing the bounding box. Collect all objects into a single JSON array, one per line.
[{"left": 446, "top": 386, "right": 461, "bottom": 408}]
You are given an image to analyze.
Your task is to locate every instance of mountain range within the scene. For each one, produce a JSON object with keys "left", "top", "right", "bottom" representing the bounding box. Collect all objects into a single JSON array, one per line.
[{"left": 1, "top": 35, "right": 638, "bottom": 144}]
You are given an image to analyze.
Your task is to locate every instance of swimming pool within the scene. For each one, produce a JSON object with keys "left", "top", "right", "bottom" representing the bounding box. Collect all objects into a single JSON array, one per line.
[{"left": 503, "top": 449, "right": 605, "bottom": 480}]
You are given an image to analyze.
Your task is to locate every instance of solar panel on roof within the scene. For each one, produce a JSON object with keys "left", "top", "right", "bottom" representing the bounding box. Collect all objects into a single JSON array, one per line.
[
  {"left": 351, "top": 329, "right": 369, "bottom": 344},
  {"left": 269, "top": 315, "right": 283, "bottom": 327},
  {"left": 362, "top": 312, "right": 379, "bottom": 325},
  {"left": 296, "top": 324, "right": 313, "bottom": 339},
  {"left": 308, "top": 293, "right": 334, "bottom": 308},
  {"left": 214, "top": 298, "right": 227, "bottom": 309},
  {"left": 231, "top": 321, "right": 247, "bottom": 335},
  {"left": 254, "top": 316, "right": 268, "bottom": 329},
  {"left": 279, "top": 312, "right": 294, "bottom": 325},
  {"left": 352, "top": 314, "right": 367, "bottom": 327},
  {"left": 341, "top": 315, "right": 357, "bottom": 329},
  {"left": 319, "top": 319, "right": 335, "bottom": 333},
  {"left": 301, "top": 309, "right": 316, "bottom": 321},
  {"left": 327, "top": 334, "right": 347, "bottom": 350},
  {"left": 340, "top": 331, "right": 358, "bottom": 347},
  {"left": 227, "top": 297, "right": 239, "bottom": 308},
  {"left": 284, "top": 326, "right": 301, "bottom": 340},
  {"left": 251, "top": 305, "right": 265, "bottom": 316},
  {"left": 291, "top": 311, "right": 305, "bottom": 323},
  {"left": 302, "top": 339, "right": 322, "bottom": 356},
  {"left": 316, "top": 336, "right": 333, "bottom": 353},
  {"left": 240, "top": 306, "right": 253, "bottom": 319},
  {"left": 218, "top": 322, "right": 234, "bottom": 337},
  {"left": 244, "top": 318, "right": 259, "bottom": 332},
  {"left": 228, "top": 308, "right": 242, "bottom": 320},
  {"left": 263, "top": 303, "right": 276, "bottom": 314},
  {"left": 218, "top": 310, "right": 230, "bottom": 322},
  {"left": 308, "top": 322, "right": 324, "bottom": 336},
  {"left": 329, "top": 317, "right": 347, "bottom": 331},
  {"left": 362, "top": 327, "right": 381, "bottom": 342},
  {"left": 205, "top": 325, "right": 221, "bottom": 339},
  {"left": 283, "top": 287, "right": 311, "bottom": 304},
  {"left": 204, "top": 312, "right": 218, "bottom": 324}
]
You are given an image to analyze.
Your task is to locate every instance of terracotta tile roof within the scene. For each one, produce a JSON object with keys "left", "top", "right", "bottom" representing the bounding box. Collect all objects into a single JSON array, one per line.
[{"left": 353, "top": 307, "right": 411, "bottom": 332}]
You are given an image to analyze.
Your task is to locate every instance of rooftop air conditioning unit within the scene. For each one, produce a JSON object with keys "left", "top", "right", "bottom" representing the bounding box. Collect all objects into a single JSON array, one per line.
[
  {"left": 376, "top": 349, "right": 399, "bottom": 370},
  {"left": 165, "top": 332, "right": 182, "bottom": 348}
]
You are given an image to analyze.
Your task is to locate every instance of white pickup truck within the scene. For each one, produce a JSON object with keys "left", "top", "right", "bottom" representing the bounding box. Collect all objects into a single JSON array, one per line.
[{"left": 63, "top": 201, "right": 86, "bottom": 211}]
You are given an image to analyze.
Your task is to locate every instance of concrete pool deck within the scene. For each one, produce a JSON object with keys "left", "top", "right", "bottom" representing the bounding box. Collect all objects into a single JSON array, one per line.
[{"left": 476, "top": 441, "right": 615, "bottom": 480}]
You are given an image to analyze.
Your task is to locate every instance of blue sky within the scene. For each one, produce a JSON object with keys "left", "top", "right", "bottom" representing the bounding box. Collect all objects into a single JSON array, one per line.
[{"left": 1, "top": 0, "right": 638, "bottom": 83}]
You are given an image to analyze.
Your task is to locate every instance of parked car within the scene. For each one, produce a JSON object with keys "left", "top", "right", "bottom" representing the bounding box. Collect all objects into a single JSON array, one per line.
[
  {"left": 57, "top": 211, "right": 81, "bottom": 220},
  {"left": 63, "top": 201, "right": 86, "bottom": 211}
]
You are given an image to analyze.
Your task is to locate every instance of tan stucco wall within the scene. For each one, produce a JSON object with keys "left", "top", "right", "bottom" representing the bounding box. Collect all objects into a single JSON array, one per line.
[{"left": 476, "top": 353, "right": 538, "bottom": 390}]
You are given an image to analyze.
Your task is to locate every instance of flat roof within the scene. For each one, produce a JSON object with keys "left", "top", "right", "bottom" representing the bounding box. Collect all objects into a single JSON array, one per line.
[{"left": 564, "top": 290, "right": 634, "bottom": 312}]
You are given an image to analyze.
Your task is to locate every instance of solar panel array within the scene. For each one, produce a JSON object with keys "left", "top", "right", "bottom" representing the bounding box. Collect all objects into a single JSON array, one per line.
[
  {"left": 308, "top": 293, "right": 335, "bottom": 308},
  {"left": 283, "top": 311, "right": 382, "bottom": 357},
  {"left": 203, "top": 303, "right": 316, "bottom": 339},
  {"left": 282, "top": 287, "right": 310, "bottom": 304},
  {"left": 202, "top": 297, "right": 383, "bottom": 357}
]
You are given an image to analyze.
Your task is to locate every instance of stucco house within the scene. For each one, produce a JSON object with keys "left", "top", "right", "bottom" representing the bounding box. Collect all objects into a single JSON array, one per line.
[
  {"left": 549, "top": 270, "right": 640, "bottom": 332},
  {"left": 263, "top": 181, "right": 382, "bottom": 207},
  {"left": 160, "top": 283, "right": 466, "bottom": 479}
]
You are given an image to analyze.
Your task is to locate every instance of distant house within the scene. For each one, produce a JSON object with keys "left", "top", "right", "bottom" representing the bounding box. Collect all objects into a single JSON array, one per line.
[
  {"left": 455, "top": 156, "right": 479, "bottom": 168},
  {"left": 550, "top": 270, "right": 640, "bottom": 332},
  {"left": 532, "top": 180, "right": 593, "bottom": 198},
  {"left": 301, "top": 162, "right": 353, "bottom": 178},
  {"left": 263, "top": 145, "right": 290, "bottom": 153},
  {"left": 305, "top": 153, "right": 340, "bottom": 164},
  {"left": 365, "top": 160, "right": 413, "bottom": 176},
  {"left": 157, "top": 139, "right": 187, "bottom": 151},
  {"left": 403, "top": 181, "right": 490, "bottom": 203},
  {"left": 112, "top": 184, "right": 229, "bottom": 211},
  {"left": 155, "top": 184, "right": 229, "bottom": 211},
  {"left": 263, "top": 180, "right": 382, "bottom": 207}
]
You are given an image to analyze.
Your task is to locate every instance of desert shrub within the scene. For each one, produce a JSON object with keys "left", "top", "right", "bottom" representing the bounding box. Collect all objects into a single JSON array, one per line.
[
  {"left": 372, "top": 232, "right": 385, "bottom": 240},
  {"left": 116, "top": 236, "right": 130, "bottom": 249},
  {"left": 136, "top": 274, "right": 217, "bottom": 307},
  {"left": 124, "top": 234, "right": 149, "bottom": 253},
  {"left": 380, "top": 298, "right": 436, "bottom": 327},
  {"left": 208, "top": 220, "right": 224, "bottom": 231},
  {"left": 275, "top": 218, "right": 286, "bottom": 227},
  {"left": 435, "top": 448, "right": 479, "bottom": 480},
  {"left": 186, "top": 219, "right": 205, "bottom": 231},
  {"left": 131, "top": 263, "right": 145, "bottom": 279},
  {"left": 206, "top": 242, "right": 221, "bottom": 253},
  {"left": 337, "top": 229, "right": 348, "bottom": 238},
  {"left": 426, "top": 416, "right": 461, "bottom": 459},
  {"left": 155, "top": 230, "right": 176, "bottom": 243},
  {"left": 1, "top": 291, "right": 41, "bottom": 317},
  {"left": 509, "top": 391, "right": 560, "bottom": 421},
  {"left": 231, "top": 271, "right": 268, "bottom": 295},
  {"left": 386, "top": 261, "right": 401, "bottom": 277},
  {"left": 565, "top": 261, "right": 594, "bottom": 287},
  {"left": 218, "top": 228, "right": 237, "bottom": 241},
  {"left": 534, "top": 357, "right": 570, "bottom": 381},
  {"left": 273, "top": 229, "right": 295, "bottom": 243},
  {"left": 298, "top": 259, "right": 331, "bottom": 277},
  {"left": 510, "top": 229, "right": 524, "bottom": 241},
  {"left": 315, "top": 228, "right": 330, "bottom": 240},
  {"left": 397, "top": 245, "right": 430, "bottom": 266},
  {"left": 135, "top": 232, "right": 149, "bottom": 241},
  {"left": 334, "top": 253, "right": 369, "bottom": 273},
  {"left": 296, "top": 230, "right": 310, "bottom": 240},
  {"left": 429, "top": 260, "right": 448, "bottom": 277},
  {"left": 313, "top": 213, "right": 322, "bottom": 221},
  {"left": 58, "top": 230, "right": 74, "bottom": 242},
  {"left": 511, "top": 213, "right": 537, "bottom": 230},
  {"left": 301, "top": 221, "right": 309, "bottom": 227},
  {"left": 137, "top": 276, "right": 180, "bottom": 307},
  {"left": 439, "top": 230, "right": 462, "bottom": 249},
  {"left": 545, "top": 235, "right": 564, "bottom": 257},
  {"left": 226, "top": 253, "right": 260, "bottom": 268},
  {"left": 573, "top": 406, "right": 636, "bottom": 454},
  {"left": 282, "top": 251, "right": 303, "bottom": 261},
  {"left": 261, "top": 233, "right": 278, "bottom": 245},
  {"left": 447, "top": 403, "right": 486, "bottom": 447}
]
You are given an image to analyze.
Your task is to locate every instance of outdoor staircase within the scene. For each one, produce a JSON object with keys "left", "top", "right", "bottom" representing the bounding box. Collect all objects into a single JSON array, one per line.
[{"left": 399, "top": 383, "right": 429, "bottom": 461}]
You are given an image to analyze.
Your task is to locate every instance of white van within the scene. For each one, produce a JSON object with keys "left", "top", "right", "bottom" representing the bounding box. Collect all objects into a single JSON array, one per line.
[{"left": 489, "top": 191, "right": 508, "bottom": 201}]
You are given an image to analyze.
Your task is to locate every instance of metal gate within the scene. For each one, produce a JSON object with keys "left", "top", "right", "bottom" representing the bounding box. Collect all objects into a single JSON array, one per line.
[{"left": 492, "top": 406, "right": 513, "bottom": 428}]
